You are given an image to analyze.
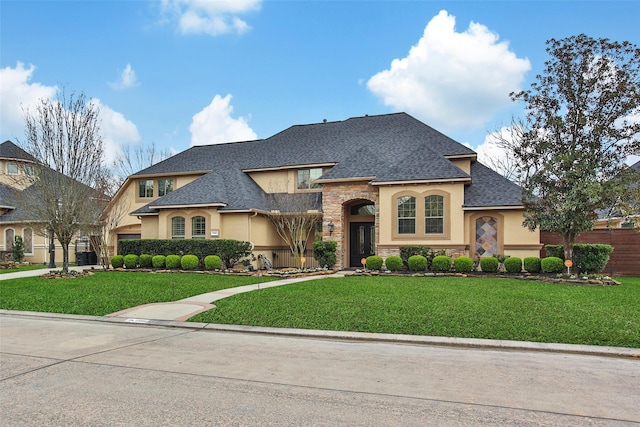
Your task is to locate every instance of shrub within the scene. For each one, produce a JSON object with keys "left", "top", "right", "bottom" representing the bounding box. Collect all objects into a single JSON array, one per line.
[
  {"left": 181, "top": 254, "right": 199, "bottom": 270},
  {"left": 123, "top": 254, "right": 139, "bottom": 269},
  {"left": 110, "top": 255, "right": 124, "bottom": 268},
  {"left": 479, "top": 257, "right": 499, "bottom": 273},
  {"left": 544, "top": 245, "right": 564, "bottom": 259},
  {"left": 365, "top": 255, "right": 383, "bottom": 270},
  {"left": 384, "top": 256, "right": 403, "bottom": 271},
  {"left": 541, "top": 256, "right": 564, "bottom": 273},
  {"left": 407, "top": 255, "right": 427, "bottom": 272},
  {"left": 523, "top": 257, "right": 541, "bottom": 273},
  {"left": 573, "top": 244, "right": 613, "bottom": 274},
  {"left": 11, "top": 236, "right": 25, "bottom": 263},
  {"left": 139, "top": 254, "right": 153, "bottom": 268},
  {"left": 504, "top": 257, "right": 523, "bottom": 273},
  {"left": 453, "top": 256, "right": 474, "bottom": 273},
  {"left": 431, "top": 255, "right": 452, "bottom": 272},
  {"left": 204, "top": 255, "right": 222, "bottom": 270},
  {"left": 165, "top": 255, "right": 181, "bottom": 269},
  {"left": 313, "top": 241, "right": 337, "bottom": 269},
  {"left": 151, "top": 255, "right": 166, "bottom": 269}
]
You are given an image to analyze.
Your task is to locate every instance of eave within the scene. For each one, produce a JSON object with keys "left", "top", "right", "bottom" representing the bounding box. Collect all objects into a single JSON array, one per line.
[
  {"left": 463, "top": 205, "right": 524, "bottom": 211},
  {"left": 371, "top": 177, "right": 471, "bottom": 186}
]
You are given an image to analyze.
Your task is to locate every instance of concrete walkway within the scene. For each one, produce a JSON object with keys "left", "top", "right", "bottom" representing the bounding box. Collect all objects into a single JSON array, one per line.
[
  {"left": 107, "top": 271, "right": 348, "bottom": 322},
  {"left": 0, "top": 265, "right": 91, "bottom": 280}
]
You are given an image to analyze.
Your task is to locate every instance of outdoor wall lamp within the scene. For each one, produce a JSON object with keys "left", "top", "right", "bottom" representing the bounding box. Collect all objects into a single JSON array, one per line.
[{"left": 328, "top": 221, "right": 335, "bottom": 235}]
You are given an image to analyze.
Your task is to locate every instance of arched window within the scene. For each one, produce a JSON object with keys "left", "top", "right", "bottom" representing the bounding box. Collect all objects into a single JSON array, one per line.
[
  {"left": 191, "top": 216, "right": 206, "bottom": 239},
  {"left": 5, "top": 229, "right": 14, "bottom": 251},
  {"left": 171, "top": 217, "right": 185, "bottom": 239},
  {"left": 476, "top": 216, "right": 498, "bottom": 257},
  {"left": 23, "top": 228, "right": 33, "bottom": 255},
  {"left": 424, "top": 195, "right": 444, "bottom": 234},
  {"left": 397, "top": 196, "right": 416, "bottom": 234}
]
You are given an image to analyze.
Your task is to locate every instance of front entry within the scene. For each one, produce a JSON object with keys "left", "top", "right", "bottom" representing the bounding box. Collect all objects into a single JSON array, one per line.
[{"left": 349, "top": 222, "right": 375, "bottom": 267}]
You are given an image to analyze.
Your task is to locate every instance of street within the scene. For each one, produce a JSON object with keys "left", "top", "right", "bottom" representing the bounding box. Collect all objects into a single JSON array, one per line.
[{"left": 1, "top": 312, "right": 639, "bottom": 426}]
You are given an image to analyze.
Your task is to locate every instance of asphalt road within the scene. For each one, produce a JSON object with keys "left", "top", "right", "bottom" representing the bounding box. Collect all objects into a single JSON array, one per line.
[{"left": 1, "top": 312, "right": 639, "bottom": 426}]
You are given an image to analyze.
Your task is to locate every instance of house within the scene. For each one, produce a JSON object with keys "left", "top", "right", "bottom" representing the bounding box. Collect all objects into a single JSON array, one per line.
[
  {"left": 108, "top": 113, "right": 540, "bottom": 269},
  {"left": 593, "top": 160, "right": 640, "bottom": 229}
]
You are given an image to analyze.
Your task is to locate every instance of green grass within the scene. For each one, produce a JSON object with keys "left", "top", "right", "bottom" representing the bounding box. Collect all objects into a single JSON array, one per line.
[
  {"left": 191, "top": 276, "right": 640, "bottom": 348},
  {"left": 0, "top": 264, "right": 49, "bottom": 274},
  {"left": 0, "top": 272, "right": 274, "bottom": 316}
]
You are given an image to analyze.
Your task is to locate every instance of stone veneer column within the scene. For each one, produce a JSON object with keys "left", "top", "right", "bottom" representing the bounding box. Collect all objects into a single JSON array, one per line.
[{"left": 322, "top": 182, "right": 378, "bottom": 270}]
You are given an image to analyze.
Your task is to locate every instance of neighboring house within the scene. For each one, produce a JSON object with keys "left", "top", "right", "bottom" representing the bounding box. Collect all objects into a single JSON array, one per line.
[
  {"left": 0, "top": 140, "right": 94, "bottom": 264},
  {"left": 108, "top": 113, "right": 540, "bottom": 269},
  {"left": 594, "top": 160, "right": 640, "bottom": 229}
]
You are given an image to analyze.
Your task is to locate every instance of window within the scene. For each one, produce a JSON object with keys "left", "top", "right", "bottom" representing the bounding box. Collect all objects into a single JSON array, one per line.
[
  {"left": 23, "top": 228, "right": 33, "bottom": 254},
  {"left": 158, "top": 178, "right": 174, "bottom": 196},
  {"left": 138, "top": 179, "right": 154, "bottom": 198},
  {"left": 297, "top": 168, "right": 322, "bottom": 190},
  {"left": 5, "top": 229, "right": 14, "bottom": 250},
  {"left": 24, "top": 164, "right": 34, "bottom": 176},
  {"left": 191, "top": 216, "right": 206, "bottom": 239},
  {"left": 7, "top": 163, "right": 18, "bottom": 174},
  {"left": 171, "top": 217, "right": 185, "bottom": 239},
  {"left": 424, "top": 195, "right": 444, "bottom": 234},
  {"left": 397, "top": 196, "right": 416, "bottom": 234}
]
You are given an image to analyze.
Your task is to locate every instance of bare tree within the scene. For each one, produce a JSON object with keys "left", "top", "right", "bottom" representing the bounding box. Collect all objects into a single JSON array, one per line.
[
  {"left": 90, "top": 196, "right": 130, "bottom": 269},
  {"left": 112, "top": 142, "right": 171, "bottom": 187},
  {"left": 21, "top": 89, "right": 111, "bottom": 272},
  {"left": 481, "top": 120, "right": 532, "bottom": 185},
  {"left": 264, "top": 192, "right": 322, "bottom": 268}
]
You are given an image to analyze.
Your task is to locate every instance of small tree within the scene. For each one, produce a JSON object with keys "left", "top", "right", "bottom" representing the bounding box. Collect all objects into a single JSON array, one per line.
[
  {"left": 11, "top": 236, "right": 25, "bottom": 263},
  {"left": 265, "top": 192, "right": 322, "bottom": 268},
  {"left": 21, "top": 89, "right": 111, "bottom": 272},
  {"left": 502, "top": 35, "right": 640, "bottom": 260}
]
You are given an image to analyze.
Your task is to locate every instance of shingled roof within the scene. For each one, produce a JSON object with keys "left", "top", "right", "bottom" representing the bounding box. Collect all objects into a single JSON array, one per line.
[
  {"left": 0, "top": 141, "right": 37, "bottom": 163},
  {"left": 130, "top": 112, "right": 522, "bottom": 214}
]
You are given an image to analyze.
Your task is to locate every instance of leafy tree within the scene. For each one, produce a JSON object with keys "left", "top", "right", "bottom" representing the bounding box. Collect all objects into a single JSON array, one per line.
[
  {"left": 21, "top": 89, "right": 111, "bottom": 272},
  {"left": 503, "top": 35, "right": 640, "bottom": 260}
]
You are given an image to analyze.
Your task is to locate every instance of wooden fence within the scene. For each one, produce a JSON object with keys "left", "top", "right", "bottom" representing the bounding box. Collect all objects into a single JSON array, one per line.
[{"left": 540, "top": 229, "right": 640, "bottom": 276}]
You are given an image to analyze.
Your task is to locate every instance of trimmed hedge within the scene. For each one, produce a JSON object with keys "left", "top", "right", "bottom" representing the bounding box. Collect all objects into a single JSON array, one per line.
[
  {"left": 165, "top": 255, "right": 181, "bottom": 269},
  {"left": 118, "top": 239, "right": 252, "bottom": 269},
  {"left": 453, "top": 256, "right": 474, "bottom": 273},
  {"left": 152, "top": 255, "right": 166, "bottom": 269},
  {"left": 366, "top": 255, "right": 383, "bottom": 271},
  {"left": 524, "top": 257, "right": 541, "bottom": 273},
  {"left": 384, "top": 256, "right": 403, "bottom": 271},
  {"left": 139, "top": 254, "right": 153, "bottom": 268},
  {"left": 181, "top": 254, "right": 199, "bottom": 270},
  {"left": 479, "top": 257, "right": 499, "bottom": 273},
  {"left": 504, "top": 257, "right": 523, "bottom": 273},
  {"left": 313, "top": 241, "right": 337, "bottom": 269},
  {"left": 431, "top": 255, "right": 452, "bottom": 272},
  {"left": 123, "top": 254, "right": 139, "bottom": 269},
  {"left": 541, "top": 256, "right": 564, "bottom": 273},
  {"left": 110, "top": 255, "right": 124, "bottom": 268},
  {"left": 204, "top": 255, "right": 222, "bottom": 270},
  {"left": 408, "top": 255, "right": 427, "bottom": 272},
  {"left": 544, "top": 244, "right": 614, "bottom": 274}
]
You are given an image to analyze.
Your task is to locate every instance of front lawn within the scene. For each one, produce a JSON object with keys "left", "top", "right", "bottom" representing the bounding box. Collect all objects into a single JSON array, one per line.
[
  {"left": 0, "top": 264, "right": 49, "bottom": 274},
  {"left": 0, "top": 272, "right": 273, "bottom": 316},
  {"left": 191, "top": 276, "right": 640, "bottom": 348}
]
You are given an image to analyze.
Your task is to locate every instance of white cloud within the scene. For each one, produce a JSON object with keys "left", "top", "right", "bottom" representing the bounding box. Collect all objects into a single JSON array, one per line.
[
  {"left": 0, "top": 62, "right": 58, "bottom": 140},
  {"left": 367, "top": 10, "right": 531, "bottom": 132},
  {"left": 475, "top": 127, "right": 520, "bottom": 181},
  {"left": 161, "top": 0, "right": 260, "bottom": 36},
  {"left": 109, "top": 64, "right": 138, "bottom": 90},
  {"left": 90, "top": 99, "right": 141, "bottom": 165},
  {"left": 190, "top": 94, "right": 257, "bottom": 145}
]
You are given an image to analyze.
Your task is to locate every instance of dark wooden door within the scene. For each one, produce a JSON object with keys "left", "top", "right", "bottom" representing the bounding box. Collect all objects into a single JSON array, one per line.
[{"left": 349, "top": 222, "right": 375, "bottom": 267}]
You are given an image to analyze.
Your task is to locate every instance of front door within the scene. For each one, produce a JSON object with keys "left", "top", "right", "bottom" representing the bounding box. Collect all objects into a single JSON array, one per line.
[{"left": 350, "top": 222, "right": 375, "bottom": 267}]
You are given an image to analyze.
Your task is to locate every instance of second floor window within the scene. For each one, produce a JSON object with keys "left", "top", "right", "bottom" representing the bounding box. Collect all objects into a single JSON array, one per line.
[
  {"left": 139, "top": 179, "right": 153, "bottom": 198},
  {"left": 7, "top": 163, "right": 18, "bottom": 174},
  {"left": 297, "top": 168, "right": 322, "bottom": 190},
  {"left": 158, "top": 178, "right": 173, "bottom": 196}
]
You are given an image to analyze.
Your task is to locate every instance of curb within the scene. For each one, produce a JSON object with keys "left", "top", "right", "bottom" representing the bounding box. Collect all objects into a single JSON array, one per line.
[{"left": 2, "top": 309, "right": 638, "bottom": 360}]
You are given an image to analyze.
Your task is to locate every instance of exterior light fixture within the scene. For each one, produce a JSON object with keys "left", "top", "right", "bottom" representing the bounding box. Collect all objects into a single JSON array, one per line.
[{"left": 328, "top": 221, "right": 335, "bottom": 235}]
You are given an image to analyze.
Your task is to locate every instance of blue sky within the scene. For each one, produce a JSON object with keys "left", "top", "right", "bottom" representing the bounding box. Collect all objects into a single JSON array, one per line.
[{"left": 2, "top": 1, "right": 639, "bottom": 167}]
